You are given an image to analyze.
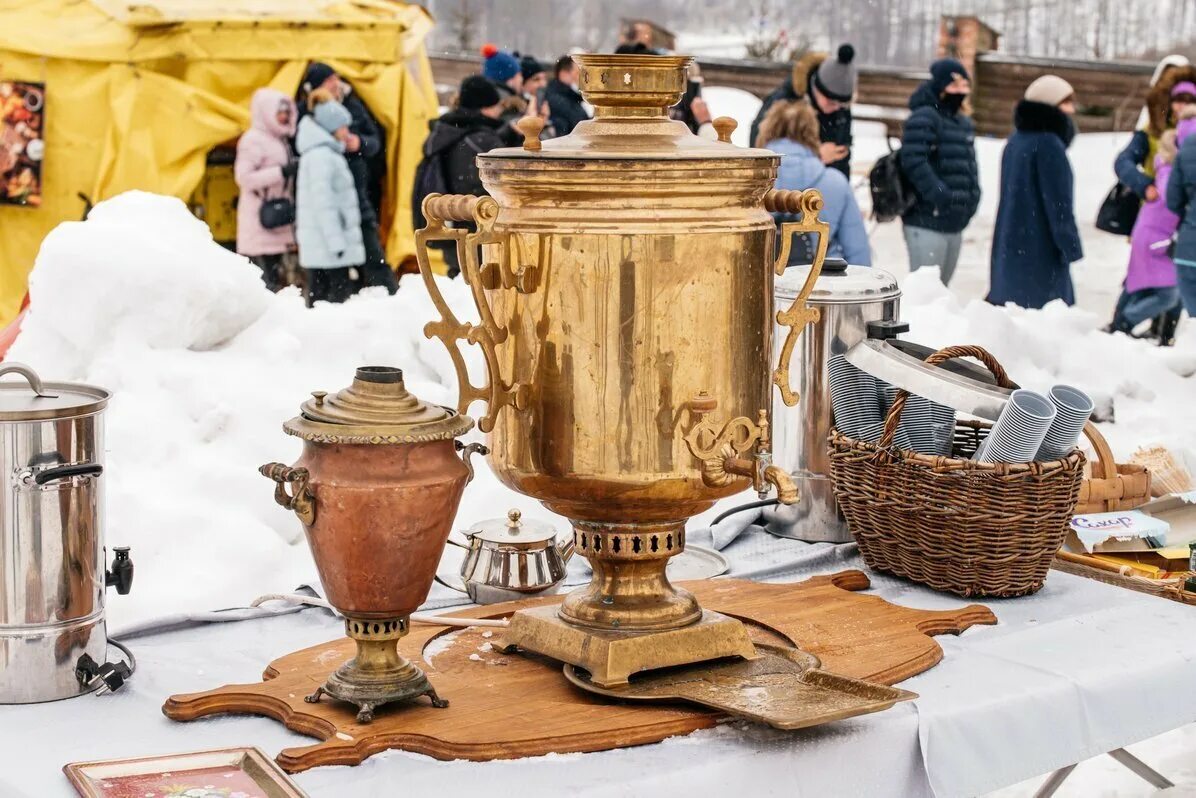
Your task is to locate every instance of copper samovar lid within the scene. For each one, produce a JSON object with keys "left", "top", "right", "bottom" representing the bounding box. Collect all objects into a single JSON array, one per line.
[{"left": 283, "top": 366, "right": 472, "bottom": 444}]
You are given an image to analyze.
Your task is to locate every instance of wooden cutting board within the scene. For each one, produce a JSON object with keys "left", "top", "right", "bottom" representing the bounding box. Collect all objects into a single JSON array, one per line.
[{"left": 163, "top": 570, "right": 995, "bottom": 772}]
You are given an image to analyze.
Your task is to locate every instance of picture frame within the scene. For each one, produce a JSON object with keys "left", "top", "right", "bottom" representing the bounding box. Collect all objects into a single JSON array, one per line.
[{"left": 63, "top": 747, "right": 307, "bottom": 798}]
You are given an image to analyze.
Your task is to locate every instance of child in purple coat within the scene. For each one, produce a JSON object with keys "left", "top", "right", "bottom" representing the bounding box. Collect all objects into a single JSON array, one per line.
[{"left": 1108, "top": 100, "right": 1195, "bottom": 335}]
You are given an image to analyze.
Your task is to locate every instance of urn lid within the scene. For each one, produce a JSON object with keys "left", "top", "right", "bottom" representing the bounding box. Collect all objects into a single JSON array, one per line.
[
  {"left": 775, "top": 258, "right": 901, "bottom": 305},
  {"left": 283, "top": 366, "right": 473, "bottom": 444},
  {"left": 0, "top": 363, "right": 109, "bottom": 422},
  {"left": 466, "top": 509, "right": 558, "bottom": 546}
]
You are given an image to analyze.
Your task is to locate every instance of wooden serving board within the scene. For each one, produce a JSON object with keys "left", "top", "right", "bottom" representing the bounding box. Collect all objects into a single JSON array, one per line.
[{"left": 164, "top": 571, "right": 995, "bottom": 772}]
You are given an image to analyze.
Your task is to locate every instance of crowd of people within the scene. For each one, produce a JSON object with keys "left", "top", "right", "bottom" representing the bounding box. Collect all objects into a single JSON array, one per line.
[
  {"left": 228, "top": 42, "right": 1196, "bottom": 341},
  {"left": 233, "top": 62, "right": 397, "bottom": 307},
  {"left": 754, "top": 45, "right": 1195, "bottom": 344}
]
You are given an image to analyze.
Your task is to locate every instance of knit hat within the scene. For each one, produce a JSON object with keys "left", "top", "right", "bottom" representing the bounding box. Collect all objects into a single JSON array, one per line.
[
  {"left": 929, "top": 58, "right": 969, "bottom": 94},
  {"left": 1172, "top": 80, "right": 1196, "bottom": 98},
  {"left": 301, "top": 62, "right": 337, "bottom": 94},
  {"left": 813, "top": 44, "right": 858, "bottom": 103},
  {"left": 458, "top": 75, "right": 501, "bottom": 110},
  {"left": 1024, "top": 75, "right": 1075, "bottom": 106},
  {"left": 519, "top": 54, "right": 545, "bottom": 82},
  {"left": 312, "top": 99, "right": 352, "bottom": 133},
  {"left": 481, "top": 44, "right": 520, "bottom": 83}
]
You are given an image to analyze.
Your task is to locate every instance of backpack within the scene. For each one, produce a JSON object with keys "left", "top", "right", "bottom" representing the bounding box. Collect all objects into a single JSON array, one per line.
[
  {"left": 869, "top": 137, "right": 916, "bottom": 223},
  {"left": 411, "top": 129, "right": 493, "bottom": 233},
  {"left": 412, "top": 146, "right": 453, "bottom": 235}
]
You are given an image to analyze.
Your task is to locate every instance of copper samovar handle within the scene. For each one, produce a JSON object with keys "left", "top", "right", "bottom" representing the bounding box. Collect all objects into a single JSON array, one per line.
[
  {"left": 414, "top": 193, "right": 529, "bottom": 433},
  {"left": 765, "top": 188, "right": 828, "bottom": 407}
]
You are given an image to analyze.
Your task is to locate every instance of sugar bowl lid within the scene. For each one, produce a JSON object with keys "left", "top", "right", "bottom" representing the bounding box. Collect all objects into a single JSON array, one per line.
[
  {"left": 776, "top": 258, "right": 901, "bottom": 305},
  {"left": 283, "top": 366, "right": 472, "bottom": 444},
  {"left": 466, "top": 509, "right": 558, "bottom": 546}
]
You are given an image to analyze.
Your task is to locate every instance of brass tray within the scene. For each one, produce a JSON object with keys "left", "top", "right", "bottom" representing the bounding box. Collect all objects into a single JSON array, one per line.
[
  {"left": 64, "top": 746, "right": 307, "bottom": 798},
  {"left": 564, "top": 643, "right": 917, "bottom": 730}
]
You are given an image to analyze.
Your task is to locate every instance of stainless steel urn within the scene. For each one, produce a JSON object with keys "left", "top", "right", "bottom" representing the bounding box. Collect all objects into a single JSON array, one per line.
[
  {"left": 0, "top": 364, "right": 132, "bottom": 703},
  {"left": 765, "top": 259, "right": 901, "bottom": 542}
]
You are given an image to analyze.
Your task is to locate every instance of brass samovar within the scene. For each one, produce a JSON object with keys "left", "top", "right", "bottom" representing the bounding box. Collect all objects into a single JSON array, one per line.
[{"left": 416, "top": 54, "right": 827, "bottom": 686}]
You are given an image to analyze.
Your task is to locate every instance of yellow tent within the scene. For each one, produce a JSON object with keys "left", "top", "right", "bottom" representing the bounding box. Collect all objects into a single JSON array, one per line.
[{"left": 0, "top": 0, "right": 440, "bottom": 324}]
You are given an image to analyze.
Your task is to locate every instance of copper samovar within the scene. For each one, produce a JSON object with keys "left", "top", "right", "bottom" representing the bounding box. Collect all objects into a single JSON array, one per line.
[
  {"left": 416, "top": 54, "right": 827, "bottom": 686},
  {"left": 260, "top": 366, "right": 486, "bottom": 721}
]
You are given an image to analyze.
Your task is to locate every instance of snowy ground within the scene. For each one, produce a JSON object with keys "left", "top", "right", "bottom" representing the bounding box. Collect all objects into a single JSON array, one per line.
[{"left": 6, "top": 97, "right": 1195, "bottom": 795}]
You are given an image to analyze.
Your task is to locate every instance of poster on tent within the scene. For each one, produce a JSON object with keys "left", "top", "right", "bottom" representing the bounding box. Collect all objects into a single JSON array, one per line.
[{"left": 0, "top": 80, "right": 44, "bottom": 208}]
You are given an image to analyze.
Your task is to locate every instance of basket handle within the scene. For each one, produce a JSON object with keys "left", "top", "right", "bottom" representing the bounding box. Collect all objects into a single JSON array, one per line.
[
  {"left": 878, "top": 345, "right": 1015, "bottom": 448},
  {"left": 1080, "top": 421, "right": 1119, "bottom": 507}
]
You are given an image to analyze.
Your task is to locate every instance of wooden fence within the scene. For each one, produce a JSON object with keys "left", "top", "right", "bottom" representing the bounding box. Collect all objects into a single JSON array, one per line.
[
  {"left": 973, "top": 53, "right": 1154, "bottom": 137},
  {"left": 428, "top": 51, "right": 1157, "bottom": 139}
]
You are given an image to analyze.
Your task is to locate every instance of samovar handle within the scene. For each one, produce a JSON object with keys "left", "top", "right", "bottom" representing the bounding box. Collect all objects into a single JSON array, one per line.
[
  {"left": 414, "top": 193, "right": 529, "bottom": 433},
  {"left": 764, "top": 189, "right": 829, "bottom": 407},
  {"left": 259, "top": 463, "right": 316, "bottom": 525}
]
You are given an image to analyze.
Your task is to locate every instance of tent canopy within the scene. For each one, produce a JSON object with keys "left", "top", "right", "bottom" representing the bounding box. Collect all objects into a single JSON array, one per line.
[{"left": 0, "top": 0, "right": 439, "bottom": 323}]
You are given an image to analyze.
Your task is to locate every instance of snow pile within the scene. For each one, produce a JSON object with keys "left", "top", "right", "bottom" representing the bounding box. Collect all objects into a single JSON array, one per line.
[{"left": 21, "top": 192, "right": 270, "bottom": 374}]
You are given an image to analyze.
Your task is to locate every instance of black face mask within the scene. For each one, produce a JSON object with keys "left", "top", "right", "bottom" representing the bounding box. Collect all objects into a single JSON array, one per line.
[{"left": 940, "top": 92, "right": 967, "bottom": 113}]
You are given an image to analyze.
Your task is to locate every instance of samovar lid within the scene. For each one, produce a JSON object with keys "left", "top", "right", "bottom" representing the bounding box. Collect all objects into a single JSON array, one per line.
[
  {"left": 283, "top": 366, "right": 472, "bottom": 444},
  {"left": 480, "top": 53, "right": 778, "bottom": 162},
  {"left": 776, "top": 258, "right": 901, "bottom": 305},
  {"left": 466, "top": 509, "right": 558, "bottom": 546}
]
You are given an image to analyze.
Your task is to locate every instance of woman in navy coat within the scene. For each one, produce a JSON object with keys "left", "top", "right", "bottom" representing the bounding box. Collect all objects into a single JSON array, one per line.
[{"left": 988, "top": 76, "right": 1084, "bottom": 309}]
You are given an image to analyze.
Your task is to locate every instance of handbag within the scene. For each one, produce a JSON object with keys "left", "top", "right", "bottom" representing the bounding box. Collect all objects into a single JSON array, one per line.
[
  {"left": 1095, "top": 182, "right": 1141, "bottom": 236},
  {"left": 258, "top": 171, "right": 295, "bottom": 230}
]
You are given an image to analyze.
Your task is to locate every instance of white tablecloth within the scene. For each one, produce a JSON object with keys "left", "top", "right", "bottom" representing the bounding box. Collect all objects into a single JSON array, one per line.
[{"left": 4, "top": 526, "right": 1196, "bottom": 798}]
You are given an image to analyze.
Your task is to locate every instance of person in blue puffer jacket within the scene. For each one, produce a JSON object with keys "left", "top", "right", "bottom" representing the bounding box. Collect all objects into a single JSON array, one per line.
[
  {"left": 898, "top": 58, "right": 981, "bottom": 285},
  {"left": 295, "top": 89, "right": 366, "bottom": 308},
  {"left": 758, "top": 99, "right": 871, "bottom": 267}
]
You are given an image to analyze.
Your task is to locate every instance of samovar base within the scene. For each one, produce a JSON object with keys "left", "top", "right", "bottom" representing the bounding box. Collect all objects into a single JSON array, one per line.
[
  {"left": 497, "top": 605, "right": 757, "bottom": 687},
  {"left": 306, "top": 616, "right": 448, "bottom": 723}
]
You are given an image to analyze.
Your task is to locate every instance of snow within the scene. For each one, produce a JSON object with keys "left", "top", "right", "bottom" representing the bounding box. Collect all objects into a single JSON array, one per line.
[{"left": 7, "top": 106, "right": 1196, "bottom": 795}]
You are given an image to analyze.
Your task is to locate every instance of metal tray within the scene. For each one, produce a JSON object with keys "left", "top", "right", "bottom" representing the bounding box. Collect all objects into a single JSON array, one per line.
[
  {"left": 845, "top": 339, "right": 1014, "bottom": 421},
  {"left": 564, "top": 643, "right": 916, "bottom": 730}
]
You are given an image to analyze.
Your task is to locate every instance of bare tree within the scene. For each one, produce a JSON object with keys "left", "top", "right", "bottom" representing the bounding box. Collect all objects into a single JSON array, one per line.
[{"left": 448, "top": 0, "right": 477, "bottom": 53}]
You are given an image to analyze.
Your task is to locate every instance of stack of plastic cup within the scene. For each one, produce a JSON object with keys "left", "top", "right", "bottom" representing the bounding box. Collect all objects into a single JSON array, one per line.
[
  {"left": 879, "top": 383, "right": 955, "bottom": 455},
  {"left": 829, "top": 355, "right": 884, "bottom": 442},
  {"left": 974, "top": 389, "right": 1057, "bottom": 463},
  {"left": 1036, "top": 385, "right": 1094, "bottom": 461}
]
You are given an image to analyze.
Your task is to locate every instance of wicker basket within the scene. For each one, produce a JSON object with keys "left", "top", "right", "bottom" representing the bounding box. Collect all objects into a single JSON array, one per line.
[
  {"left": 1074, "top": 429, "right": 1152, "bottom": 514},
  {"left": 829, "top": 345, "right": 1086, "bottom": 598}
]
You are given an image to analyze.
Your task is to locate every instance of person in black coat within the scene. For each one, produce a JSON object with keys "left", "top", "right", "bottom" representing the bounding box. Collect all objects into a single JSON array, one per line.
[
  {"left": 898, "top": 58, "right": 981, "bottom": 285},
  {"left": 988, "top": 76, "right": 1083, "bottom": 309},
  {"left": 748, "top": 46, "right": 857, "bottom": 176},
  {"left": 545, "top": 56, "right": 588, "bottom": 137},
  {"left": 414, "top": 76, "right": 512, "bottom": 277},
  {"left": 298, "top": 62, "right": 396, "bottom": 294}
]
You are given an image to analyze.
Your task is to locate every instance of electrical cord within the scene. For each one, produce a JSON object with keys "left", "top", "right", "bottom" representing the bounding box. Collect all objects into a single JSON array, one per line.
[
  {"left": 250, "top": 592, "right": 509, "bottom": 628},
  {"left": 711, "top": 498, "right": 778, "bottom": 526},
  {"left": 109, "top": 638, "right": 136, "bottom": 676}
]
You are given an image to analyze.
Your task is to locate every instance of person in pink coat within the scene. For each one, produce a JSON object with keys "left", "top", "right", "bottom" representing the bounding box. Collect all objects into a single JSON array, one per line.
[
  {"left": 1109, "top": 100, "right": 1196, "bottom": 340},
  {"left": 235, "top": 88, "right": 298, "bottom": 291}
]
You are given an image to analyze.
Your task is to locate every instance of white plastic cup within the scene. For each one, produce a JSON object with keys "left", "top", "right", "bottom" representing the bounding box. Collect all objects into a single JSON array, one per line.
[{"left": 975, "top": 389, "right": 1056, "bottom": 464}]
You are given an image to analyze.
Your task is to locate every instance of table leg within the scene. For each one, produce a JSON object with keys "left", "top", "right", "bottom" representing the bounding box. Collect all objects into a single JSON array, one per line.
[
  {"left": 1033, "top": 763, "right": 1077, "bottom": 798},
  {"left": 1108, "top": 748, "right": 1175, "bottom": 790}
]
